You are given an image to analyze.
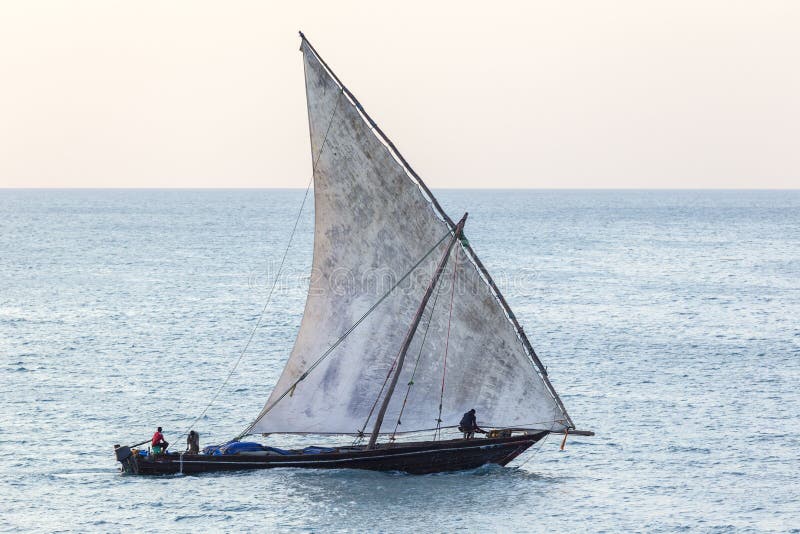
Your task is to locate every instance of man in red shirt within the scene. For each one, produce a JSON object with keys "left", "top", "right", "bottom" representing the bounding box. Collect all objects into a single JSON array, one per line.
[{"left": 152, "top": 426, "right": 169, "bottom": 453}]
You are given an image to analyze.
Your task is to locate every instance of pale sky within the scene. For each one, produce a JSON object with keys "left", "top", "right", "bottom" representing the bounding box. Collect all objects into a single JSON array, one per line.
[{"left": 1, "top": 1, "right": 798, "bottom": 188}]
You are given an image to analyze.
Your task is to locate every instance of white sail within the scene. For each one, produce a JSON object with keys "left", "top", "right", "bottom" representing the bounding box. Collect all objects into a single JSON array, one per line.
[{"left": 247, "top": 38, "right": 570, "bottom": 436}]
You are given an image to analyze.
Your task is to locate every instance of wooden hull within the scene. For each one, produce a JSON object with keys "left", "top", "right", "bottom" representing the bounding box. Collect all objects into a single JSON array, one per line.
[{"left": 115, "top": 433, "right": 546, "bottom": 476}]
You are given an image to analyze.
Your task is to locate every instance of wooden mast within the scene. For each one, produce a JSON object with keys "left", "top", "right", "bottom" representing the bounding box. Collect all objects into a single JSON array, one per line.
[{"left": 367, "top": 213, "right": 468, "bottom": 450}]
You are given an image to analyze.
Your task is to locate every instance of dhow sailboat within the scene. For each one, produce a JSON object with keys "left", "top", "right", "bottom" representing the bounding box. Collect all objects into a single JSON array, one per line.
[{"left": 114, "top": 33, "right": 592, "bottom": 476}]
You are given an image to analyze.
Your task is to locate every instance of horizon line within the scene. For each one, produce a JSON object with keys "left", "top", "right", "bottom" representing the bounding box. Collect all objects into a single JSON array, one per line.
[{"left": 2, "top": 186, "right": 799, "bottom": 191}]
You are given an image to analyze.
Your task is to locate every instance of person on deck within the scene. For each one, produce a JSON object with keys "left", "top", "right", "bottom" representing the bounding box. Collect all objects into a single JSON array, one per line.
[
  {"left": 458, "top": 409, "right": 485, "bottom": 439},
  {"left": 152, "top": 426, "right": 169, "bottom": 453},
  {"left": 186, "top": 430, "right": 200, "bottom": 455}
]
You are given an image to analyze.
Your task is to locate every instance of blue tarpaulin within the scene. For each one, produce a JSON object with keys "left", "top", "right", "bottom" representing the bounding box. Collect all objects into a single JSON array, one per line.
[
  {"left": 201, "top": 441, "right": 293, "bottom": 456},
  {"left": 221, "top": 442, "right": 266, "bottom": 454},
  {"left": 263, "top": 447, "right": 292, "bottom": 455}
]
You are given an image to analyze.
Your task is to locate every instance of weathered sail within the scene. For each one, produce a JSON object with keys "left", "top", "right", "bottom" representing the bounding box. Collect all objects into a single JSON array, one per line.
[{"left": 247, "top": 37, "right": 570, "bottom": 436}]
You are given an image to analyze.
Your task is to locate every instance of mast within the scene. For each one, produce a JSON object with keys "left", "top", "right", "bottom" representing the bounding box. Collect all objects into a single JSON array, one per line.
[{"left": 367, "top": 214, "right": 468, "bottom": 449}]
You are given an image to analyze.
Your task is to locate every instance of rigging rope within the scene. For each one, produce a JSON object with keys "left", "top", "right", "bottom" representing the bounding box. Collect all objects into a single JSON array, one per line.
[
  {"left": 178, "top": 180, "right": 312, "bottom": 442},
  {"left": 515, "top": 433, "right": 550, "bottom": 470},
  {"left": 178, "top": 90, "right": 343, "bottom": 442},
  {"left": 356, "top": 259, "right": 447, "bottom": 445},
  {"left": 238, "top": 228, "right": 453, "bottom": 438},
  {"left": 354, "top": 342, "right": 404, "bottom": 444},
  {"left": 389, "top": 270, "right": 446, "bottom": 441},
  {"left": 434, "top": 246, "right": 459, "bottom": 440}
]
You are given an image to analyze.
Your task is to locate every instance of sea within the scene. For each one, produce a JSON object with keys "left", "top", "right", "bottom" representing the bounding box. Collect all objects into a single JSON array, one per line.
[{"left": 1, "top": 189, "right": 798, "bottom": 533}]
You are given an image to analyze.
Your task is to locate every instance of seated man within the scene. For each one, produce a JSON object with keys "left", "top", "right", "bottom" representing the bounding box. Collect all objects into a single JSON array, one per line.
[
  {"left": 151, "top": 426, "right": 169, "bottom": 454},
  {"left": 458, "top": 409, "right": 485, "bottom": 439}
]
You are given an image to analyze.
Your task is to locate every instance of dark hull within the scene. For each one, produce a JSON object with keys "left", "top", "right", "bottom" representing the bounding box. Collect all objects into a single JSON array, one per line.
[{"left": 116, "top": 433, "right": 546, "bottom": 476}]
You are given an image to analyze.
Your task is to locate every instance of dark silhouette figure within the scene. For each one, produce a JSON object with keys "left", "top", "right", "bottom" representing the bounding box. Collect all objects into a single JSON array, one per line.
[
  {"left": 186, "top": 430, "right": 200, "bottom": 455},
  {"left": 458, "top": 409, "right": 485, "bottom": 439}
]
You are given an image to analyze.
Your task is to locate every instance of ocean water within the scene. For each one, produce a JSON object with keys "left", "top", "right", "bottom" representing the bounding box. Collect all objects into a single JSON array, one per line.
[{"left": 1, "top": 189, "right": 798, "bottom": 533}]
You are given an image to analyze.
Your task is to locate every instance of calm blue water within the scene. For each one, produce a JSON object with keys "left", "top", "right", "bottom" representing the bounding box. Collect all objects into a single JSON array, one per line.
[{"left": 1, "top": 189, "right": 799, "bottom": 532}]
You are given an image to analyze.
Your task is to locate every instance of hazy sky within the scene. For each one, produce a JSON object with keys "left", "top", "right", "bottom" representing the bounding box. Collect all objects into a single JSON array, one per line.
[{"left": 1, "top": 1, "right": 798, "bottom": 188}]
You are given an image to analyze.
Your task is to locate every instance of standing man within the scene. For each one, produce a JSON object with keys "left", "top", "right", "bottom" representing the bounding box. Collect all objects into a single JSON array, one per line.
[
  {"left": 186, "top": 430, "right": 200, "bottom": 455},
  {"left": 152, "top": 426, "right": 169, "bottom": 453}
]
